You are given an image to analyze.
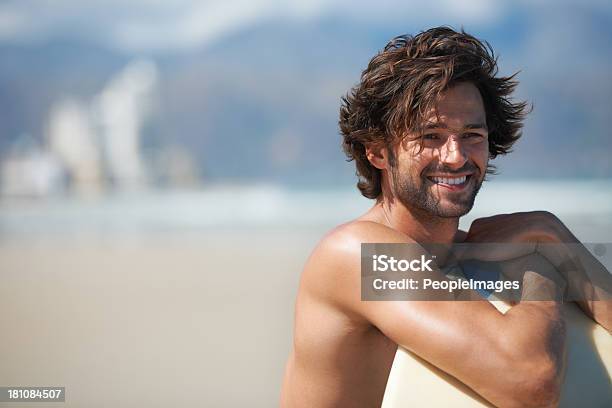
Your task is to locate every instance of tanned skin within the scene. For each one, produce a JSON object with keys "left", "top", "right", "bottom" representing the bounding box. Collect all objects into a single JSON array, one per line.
[{"left": 280, "top": 82, "right": 610, "bottom": 407}]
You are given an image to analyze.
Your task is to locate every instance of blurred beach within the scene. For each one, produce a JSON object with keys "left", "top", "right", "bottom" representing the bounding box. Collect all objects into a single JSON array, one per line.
[
  {"left": 1, "top": 2, "right": 611, "bottom": 405},
  {"left": 0, "top": 180, "right": 610, "bottom": 407}
]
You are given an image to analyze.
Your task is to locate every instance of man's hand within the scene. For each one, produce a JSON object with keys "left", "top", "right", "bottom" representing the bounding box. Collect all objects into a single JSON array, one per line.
[
  {"left": 466, "top": 211, "right": 612, "bottom": 331},
  {"left": 466, "top": 211, "right": 571, "bottom": 244}
]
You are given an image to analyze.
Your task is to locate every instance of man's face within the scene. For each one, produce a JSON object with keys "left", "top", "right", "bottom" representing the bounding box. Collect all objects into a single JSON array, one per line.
[{"left": 389, "top": 81, "right": 489, "bottom": 218}]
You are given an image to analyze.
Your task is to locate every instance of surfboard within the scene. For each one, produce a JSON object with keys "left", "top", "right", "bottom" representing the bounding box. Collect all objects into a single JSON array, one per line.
[{"left": 382, "top": 300, "right": 612, "bottom": 407}]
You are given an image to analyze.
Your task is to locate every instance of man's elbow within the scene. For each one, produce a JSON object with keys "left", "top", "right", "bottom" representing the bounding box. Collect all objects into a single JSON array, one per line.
[
  {"left": 494, "top": 307, "right": 566, "bottom": 407},
  {"left": 521, "top": 362, "right": 562, "bottom": 407},
  {"left": 492, "top": 334, "right": 565, "bottom": 407},
  {"left": 501, "top": 360, "right": 563, "bottom": 408}
]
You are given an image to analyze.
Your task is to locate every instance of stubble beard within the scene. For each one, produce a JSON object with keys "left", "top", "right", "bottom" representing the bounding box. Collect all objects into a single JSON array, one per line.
[{"left": 390, "top": 164, "right": 485, "bottom": 218}]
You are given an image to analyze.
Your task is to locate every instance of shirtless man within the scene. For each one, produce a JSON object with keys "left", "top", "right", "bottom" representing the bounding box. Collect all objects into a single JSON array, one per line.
[{"left": 280, "top": 27, "right": 610, "bottom": 407}]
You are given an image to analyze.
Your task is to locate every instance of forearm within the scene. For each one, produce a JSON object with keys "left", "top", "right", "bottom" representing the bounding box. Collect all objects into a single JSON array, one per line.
[
  {"left": 490, "top": 270, "right": 566, "bottom": 407},
  {"left": 453, "top": 298, "right": 566, "bottom": 407},
  {"left": 494, "top": 301, "right": 566, "bottom": 407},
  {"left": 504, "top": 301, "right": 565, "bottom": 363},
  {"left": 535, "top": 241, "right": 612, "bottom": 330},
  {"left": 393, "top": 301, "right": 565, "bottom": 408}
]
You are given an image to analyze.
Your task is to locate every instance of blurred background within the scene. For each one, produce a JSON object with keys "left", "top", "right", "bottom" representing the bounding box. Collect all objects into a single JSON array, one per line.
[{"left": 0, "top": 0, "right": 611, "bottom": 407}]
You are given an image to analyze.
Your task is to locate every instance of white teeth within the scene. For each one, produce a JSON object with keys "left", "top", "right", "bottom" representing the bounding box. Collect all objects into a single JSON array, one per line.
[{"left": 432, "top": 176, "right": 467, "bottom": 185}]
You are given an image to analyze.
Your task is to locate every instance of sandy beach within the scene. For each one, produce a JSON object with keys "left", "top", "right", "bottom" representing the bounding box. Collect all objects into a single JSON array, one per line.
[
  {"left": 0, "top": 182, "right": 610, "bottom": 407},
  {"left": 0, "top": 229, "right": 324, "bottom": 407}
]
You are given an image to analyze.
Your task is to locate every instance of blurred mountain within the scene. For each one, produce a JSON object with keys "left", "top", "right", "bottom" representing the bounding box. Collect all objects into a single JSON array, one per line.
[{"left": 1, "top": 12, "right": 611, "bottom": 189}]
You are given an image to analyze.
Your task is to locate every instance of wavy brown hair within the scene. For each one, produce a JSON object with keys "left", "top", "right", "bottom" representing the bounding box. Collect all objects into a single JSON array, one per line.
[{"left": 339, "top": 26, "right": 528, "bottom": 199}]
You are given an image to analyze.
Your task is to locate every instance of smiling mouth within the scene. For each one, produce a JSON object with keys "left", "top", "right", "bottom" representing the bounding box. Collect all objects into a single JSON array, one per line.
[{"left": 426, "top": 175, "right": 472, "bottom": 188}]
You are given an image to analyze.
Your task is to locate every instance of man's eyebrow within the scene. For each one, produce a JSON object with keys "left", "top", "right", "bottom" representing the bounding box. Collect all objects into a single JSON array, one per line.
[
  {"left": 464, "top": 123, "right": 488, "bottom": 130},
  {"left": 422, "top": 122, "right": 488, "bottom": 131}
]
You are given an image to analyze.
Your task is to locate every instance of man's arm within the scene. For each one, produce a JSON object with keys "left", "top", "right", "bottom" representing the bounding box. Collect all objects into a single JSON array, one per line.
[
  {"left": 312, "top": 222, "right": 566, "bottom": 408},
  {"left": 466, "top": 211, "right": 612, "bottom": 330}
]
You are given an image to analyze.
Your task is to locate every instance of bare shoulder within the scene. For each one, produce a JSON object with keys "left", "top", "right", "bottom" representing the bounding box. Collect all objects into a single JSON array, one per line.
[
  {"left": 299, "top": 220, "right": 415, "bottom": 308},
  {"left": 324, "top": 220, "right": 414, "bottom": 249},
  {"left": 311, "top": 219, "right": 415, "bottom": 266}
]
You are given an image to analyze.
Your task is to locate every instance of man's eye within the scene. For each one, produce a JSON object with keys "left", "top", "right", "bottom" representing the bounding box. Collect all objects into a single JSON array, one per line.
[
  {"left": 423, "top": 133, "right": 440, "bottom": 140},
  {"left": 463, "top": 133, "right": 484, "bottom": 139}
]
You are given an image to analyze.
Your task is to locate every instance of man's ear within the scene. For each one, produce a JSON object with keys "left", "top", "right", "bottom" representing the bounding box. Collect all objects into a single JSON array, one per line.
[{"left": 366, "top": 144, "right": 391, "bottom": 170}]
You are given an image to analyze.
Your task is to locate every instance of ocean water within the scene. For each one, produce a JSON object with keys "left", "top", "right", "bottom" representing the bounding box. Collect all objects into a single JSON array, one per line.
[{"left": 0, "top": 179, "right": 610, "bottom": 241}]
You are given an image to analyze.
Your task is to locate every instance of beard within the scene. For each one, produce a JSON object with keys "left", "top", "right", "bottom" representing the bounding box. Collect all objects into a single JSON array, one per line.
[{"left": 390, "top": 162, "right": 485, "bottom": 218}]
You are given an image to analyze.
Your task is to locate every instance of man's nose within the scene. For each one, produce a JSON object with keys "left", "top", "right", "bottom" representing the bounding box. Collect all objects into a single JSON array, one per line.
[{"left": 440, "top": 136, "right": 467, "bottom": 169}]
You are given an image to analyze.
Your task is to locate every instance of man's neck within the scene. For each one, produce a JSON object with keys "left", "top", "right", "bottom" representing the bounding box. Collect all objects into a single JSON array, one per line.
[{"left": 377, "top": 200, "right": 460, "bottom": 244}]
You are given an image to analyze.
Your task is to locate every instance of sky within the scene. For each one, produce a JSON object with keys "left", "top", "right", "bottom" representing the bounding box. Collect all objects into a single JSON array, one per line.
[
  {"left": 1, "top": 0, "right": 611, "bottom": 186},
  {"left": 0, "top": 1, "right": 574, "bottom": 53}
]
